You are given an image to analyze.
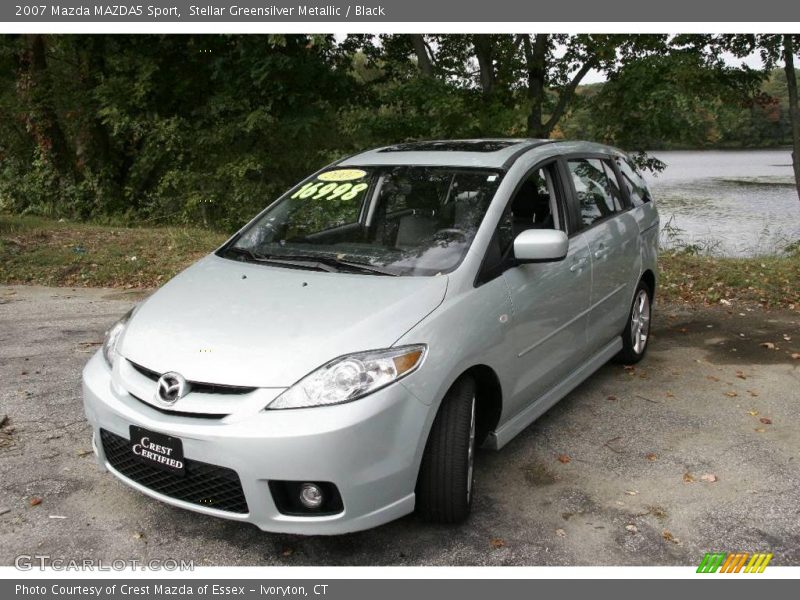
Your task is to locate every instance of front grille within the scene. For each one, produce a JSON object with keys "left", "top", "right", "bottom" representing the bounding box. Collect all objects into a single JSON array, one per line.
[
  {"left": 100, "top": 429, "right": 248, "bottom": 514},
  {"left": 129, "top": 393, "right": 228, "bottom": 420},
  {"left": 128, "top": 361, "right": 257, "bottom": 395}
]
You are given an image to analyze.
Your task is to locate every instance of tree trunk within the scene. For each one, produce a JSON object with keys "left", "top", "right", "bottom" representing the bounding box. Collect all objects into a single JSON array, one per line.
[
  {"left": 77, "top": 36, "right": 133, "bottom": 214},
  {"left": 523, "top": 34, "right": 549, "bottom": 137},
  {"left": 473, "top": 35, "right": 495, "bottom": 98},
  {"left": 409, "top": 34, "right": 434, "bottom": 78},
  {"left": 784, "top": 34, "right": 800, "bottom": 202},
  {"left": 18, "top": 34, "right": 74, "bottom": 179}
]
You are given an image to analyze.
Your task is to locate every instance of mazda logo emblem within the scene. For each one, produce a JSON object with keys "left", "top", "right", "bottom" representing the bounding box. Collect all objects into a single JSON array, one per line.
[{"left": 156, "top": 372, "right": 189, "bottom": 404}]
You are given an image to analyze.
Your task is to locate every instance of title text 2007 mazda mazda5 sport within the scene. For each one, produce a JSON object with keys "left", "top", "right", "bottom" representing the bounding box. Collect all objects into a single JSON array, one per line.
[{"left": 82, "top": 139, "right": 658, "bottom": 534}]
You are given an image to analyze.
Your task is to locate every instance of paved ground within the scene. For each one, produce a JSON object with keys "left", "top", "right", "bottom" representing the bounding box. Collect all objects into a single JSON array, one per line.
[{"left": 1, "top": 285, "right": 799, "bottom": 566}]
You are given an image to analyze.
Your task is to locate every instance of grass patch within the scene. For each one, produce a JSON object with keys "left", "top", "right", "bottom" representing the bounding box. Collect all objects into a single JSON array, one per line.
[
  {"left": 659, "top": 251, "right": 799, "bottom": 309},
  {"left": 1, "top": 214, "right": 798, "bottom": 309},
  {"left": 0, "top": 215, "right": 226, "bottom": 288}
]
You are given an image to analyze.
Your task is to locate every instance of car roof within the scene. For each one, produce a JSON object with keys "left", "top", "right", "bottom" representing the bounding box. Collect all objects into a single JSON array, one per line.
[{"left": 337, "top": 139, "right": 626, "bottom": 170}]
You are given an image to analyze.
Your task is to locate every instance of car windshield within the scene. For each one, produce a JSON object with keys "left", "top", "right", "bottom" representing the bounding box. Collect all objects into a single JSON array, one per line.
[{"left": 220, "top": 166, "right": 504, "bottom": 276}]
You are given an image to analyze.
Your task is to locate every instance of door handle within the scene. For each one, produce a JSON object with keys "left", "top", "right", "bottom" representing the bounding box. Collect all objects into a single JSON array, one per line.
[
  {"left": 570, "top": 255, "right": 588, "bottom": 272},
  {"left": 593, "top": 244, "right": 608, "bottom": 260}
]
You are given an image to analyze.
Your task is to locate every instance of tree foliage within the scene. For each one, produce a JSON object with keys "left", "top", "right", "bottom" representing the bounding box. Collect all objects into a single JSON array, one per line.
[{"left": 0, "top": 33, "right": 794, "bottom": 229}]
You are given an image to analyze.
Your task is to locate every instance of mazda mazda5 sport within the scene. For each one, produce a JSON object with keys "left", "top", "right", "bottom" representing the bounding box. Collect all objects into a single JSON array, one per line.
[{"left": 82, "top": 139, "right": 659, "bottom": 533}]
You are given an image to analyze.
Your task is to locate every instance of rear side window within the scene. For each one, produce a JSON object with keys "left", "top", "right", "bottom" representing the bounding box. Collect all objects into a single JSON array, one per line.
[
  {"left": 567, "top": 158, "right": 624, "bottom": 229},
  {"left": 616, "top": 158, "right": 652, "bottom": 206}
]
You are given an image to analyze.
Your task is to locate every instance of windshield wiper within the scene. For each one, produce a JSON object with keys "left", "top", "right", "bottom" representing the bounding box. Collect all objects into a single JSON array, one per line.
[
  {"left": 225, "top": 246, "right": 262, "bottom": 262},
  {"left": 327, "top": 258, "right": 400, "bottom": 276},
  {"left": 225, "top": 247, "right": 399, "bottom": 276},
  {"left": 266, "top": 253, "right": 399, "bottom": 276},
  {"left": 224, "top": 247, "right": 338, "bottom": 272}
]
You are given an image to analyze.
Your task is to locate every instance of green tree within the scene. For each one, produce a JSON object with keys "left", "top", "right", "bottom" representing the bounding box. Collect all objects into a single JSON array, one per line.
[
  {"left": 353, "top": 34, "right": 668, "bottom": 139},
  {"left": 725, "top": 34, "right": 800, "bottom": 201},
  {"left": 582, "top": 44, "right": 762, "bottom": 149}
]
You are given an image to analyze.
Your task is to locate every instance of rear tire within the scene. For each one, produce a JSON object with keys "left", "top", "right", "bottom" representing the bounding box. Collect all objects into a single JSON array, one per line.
[
  {"left": 416, "top": 376, "right": 477, "bottom": 524},
  {"left": 615, "top": 280, "right": 652, "bottom": 364}
]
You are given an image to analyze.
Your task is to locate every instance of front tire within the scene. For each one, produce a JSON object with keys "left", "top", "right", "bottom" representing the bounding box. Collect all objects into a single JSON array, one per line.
[
  {"left": 416, "top": 376, "right": 477, "bottom": 524},
  {"left": 615, "top": 280, "right": 652, "bottom": 364}
]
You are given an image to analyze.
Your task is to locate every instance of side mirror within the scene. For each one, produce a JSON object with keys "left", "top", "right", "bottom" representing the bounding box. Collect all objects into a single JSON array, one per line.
[{"left": 513, "top": 229, "right": 569, "bottom": 263}]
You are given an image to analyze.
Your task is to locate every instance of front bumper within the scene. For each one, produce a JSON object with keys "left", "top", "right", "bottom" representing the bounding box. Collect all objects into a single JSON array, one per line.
[{"left": 82, "top": 352, "right": 432, "bottom": 534}]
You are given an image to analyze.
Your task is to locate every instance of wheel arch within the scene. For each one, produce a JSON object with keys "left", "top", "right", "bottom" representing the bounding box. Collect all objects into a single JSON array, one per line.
[
  {"left": 640, "top": 268, "right": 656, "bottom": 300},
  {"left": 456, "top": 364, "right": 503, "bottom": 446}
]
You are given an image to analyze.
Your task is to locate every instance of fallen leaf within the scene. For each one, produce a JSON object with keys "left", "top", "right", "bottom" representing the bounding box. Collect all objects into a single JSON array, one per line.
[
  {"left": 29, "top": 497, "right": 42, "bottom": 507},
  {"left": 624, "top": 490, "right": 639, "bottom": 496},
  {"left": 735, "top": 371, "right": 747, "bottom": 380},
  {"left": 700, "top": 473, "right": 718, "bottom": 483},
  {"left": 132, "top": 532, "right": 145, "bottom": 540},
  {"left": 625, "top": 524, "right": 638, "bottom": 533},
  {"left": 555, "top": 528, "right": 566, "bottom": 538},
  {"left": 281, "top": 547, "right": 294, "bottom": 557},
  {"left": 706, "top": 375, "right": 720, "bottom": 382},
  {"left": 682, "top": 472, "right": 695, "bottom": 483},
  {"left": 724, "top": 391, "right": 738, "bottom": 398},
  {"left": 791, "top": 353, "right": 800, "bottom": 360},
  {"left": 759, "top": 417, "right": 772, "bottom": 425},
  {"left": 645, "top": 452, "right": 658, "bottom": 461},
  {"left": 490, "top": 538, "right": 506, "bottom": 548},
  {"left": 755, "top": 427, "right": 766, "bottom": 433},
  {"left": 748, "top": 390, "right": 759, "bottom": 397},
  {"left": 77, "top": 449, "right": 93, "bottom": 457},
  {"left": 666, "top": 392, "right": 675, "bottom": 398},
  {"left": 747, "top": 410, "right": 759, "bottom": 416},
  {"left": 557, "top": 454, "right": 571, "bottom": 464},
  {"left": 760, "top": 342, "right": 775, "bottom": 350},
  {"left": 662, "top": 530, "right": 679, "bottom": 544},
  {"left": 606, "top": 395, "right": 618, "bottom": 401}
]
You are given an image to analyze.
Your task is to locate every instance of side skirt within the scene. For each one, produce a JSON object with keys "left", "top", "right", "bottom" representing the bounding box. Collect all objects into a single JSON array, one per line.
[{"left": 484, "top": 336, "right": 623, "bottom": 450}]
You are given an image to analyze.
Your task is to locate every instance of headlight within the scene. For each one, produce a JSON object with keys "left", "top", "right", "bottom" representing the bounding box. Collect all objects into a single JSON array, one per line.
[
  {"left": 267, "top": 345, "right": 427, "bottom": 410},
  {"left": 102, "top": 309, "right": 134, "bottom": 368}
]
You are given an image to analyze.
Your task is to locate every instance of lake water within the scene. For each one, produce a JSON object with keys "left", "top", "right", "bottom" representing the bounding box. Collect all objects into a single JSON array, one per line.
[{"left": 646, "top": 149, "right": 799, "bottom": 256}]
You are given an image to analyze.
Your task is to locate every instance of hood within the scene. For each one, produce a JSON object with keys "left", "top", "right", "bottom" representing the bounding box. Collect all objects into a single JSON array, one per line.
[{"left": 119, "top": 254, "right": 448, "bottom": 388}]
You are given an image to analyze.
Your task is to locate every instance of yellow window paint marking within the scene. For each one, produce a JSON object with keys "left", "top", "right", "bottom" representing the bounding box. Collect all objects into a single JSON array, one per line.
[
  {"left": 318, "top": 169, "right": 367, "bottom": 182},
  {"left": 292, "top": 181, "right": 369, "bottom": 202}
]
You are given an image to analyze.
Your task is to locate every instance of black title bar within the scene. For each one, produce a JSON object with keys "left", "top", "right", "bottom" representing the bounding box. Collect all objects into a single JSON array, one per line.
[{"left": 5, "top": 0, "right": 800, "bottom": 22}]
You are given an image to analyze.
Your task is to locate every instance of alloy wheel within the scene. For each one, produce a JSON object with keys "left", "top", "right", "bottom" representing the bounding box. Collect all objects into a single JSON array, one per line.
[{"left": 631, "top": 289, "right": 651, "bottom": 355}]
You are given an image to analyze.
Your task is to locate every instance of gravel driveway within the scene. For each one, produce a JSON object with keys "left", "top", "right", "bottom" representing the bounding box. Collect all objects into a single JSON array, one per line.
[{"left": 1, "top": 285, "right": 798, "bottom": 566}]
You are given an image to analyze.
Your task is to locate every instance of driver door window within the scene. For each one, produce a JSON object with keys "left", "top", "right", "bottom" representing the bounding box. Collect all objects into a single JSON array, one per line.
[{"left": 497, "top": 162, "right": 563, "bottom": 256}]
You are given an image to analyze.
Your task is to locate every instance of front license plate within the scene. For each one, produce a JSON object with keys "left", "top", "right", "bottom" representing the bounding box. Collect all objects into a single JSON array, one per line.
[{"left": 129, "top": 425, "right": 185, "bottom": 476}]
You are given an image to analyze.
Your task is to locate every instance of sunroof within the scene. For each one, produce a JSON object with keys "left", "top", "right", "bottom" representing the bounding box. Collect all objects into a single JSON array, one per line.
[{"left": 379, "top": 140, "right": 521, "bottom": 153}]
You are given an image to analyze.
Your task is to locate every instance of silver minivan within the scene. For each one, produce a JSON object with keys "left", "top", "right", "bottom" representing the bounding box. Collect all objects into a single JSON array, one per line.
[{"left": 82, "top": 139, "right": 658, "bottom": 534}]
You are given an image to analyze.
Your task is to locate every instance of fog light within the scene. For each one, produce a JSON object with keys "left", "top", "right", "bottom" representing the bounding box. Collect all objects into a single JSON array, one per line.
[{"left": 299, "top": 483, "right": 324, "bottom": 509}]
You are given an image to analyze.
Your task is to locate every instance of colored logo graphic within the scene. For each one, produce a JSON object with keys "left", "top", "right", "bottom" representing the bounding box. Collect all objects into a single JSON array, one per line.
[{"left": 697, "top": 552, "right": 773, "bottom": 573}]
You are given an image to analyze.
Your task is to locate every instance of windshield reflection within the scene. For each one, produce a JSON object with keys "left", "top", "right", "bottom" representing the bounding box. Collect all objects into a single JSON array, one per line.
[{"left": 221, "top": 166, "right": 503, "bottom": 276}]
